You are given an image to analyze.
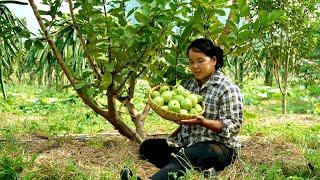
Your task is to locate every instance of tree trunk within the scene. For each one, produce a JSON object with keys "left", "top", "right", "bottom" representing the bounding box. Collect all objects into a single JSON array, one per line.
[
  {"left": 281, "top": 55, "right": 289, "bottom": 115},
  {"left": 106, "top": 86, "right": 143, "bottom": 143},
  {"left": 235, "top": 57, "right": 238, "bottom": 82},
  {"left": 264, "top": 57, "right": 273, "bottom": 86},
  {"left": 282, "top": 89, "right": 287, "bottom": 115},
  {"left": 239, "top": 58, "right": 244, "bottom": 89},
  {"left": 0, "top": 60, "right": 7, "bottom": 100}
]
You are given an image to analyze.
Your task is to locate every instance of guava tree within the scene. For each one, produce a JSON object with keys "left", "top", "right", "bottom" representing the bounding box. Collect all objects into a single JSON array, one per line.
[
  {"left": 26, "top": 0, "right": 291, "bottom": 142},
  {"left": 28, "top": 0, "right": 203, "bottom": 142},
  {"left": 252, "top": 0, "right": 320, "bottom": 114}
]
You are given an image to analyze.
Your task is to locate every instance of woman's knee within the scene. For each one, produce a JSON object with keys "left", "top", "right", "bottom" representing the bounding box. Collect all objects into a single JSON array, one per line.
[
  {"left": 139, "top": 139, "right": 166, "bottom": 158},
  {"left": 139, "top": 139, "right": 152, "bottom": 157}
]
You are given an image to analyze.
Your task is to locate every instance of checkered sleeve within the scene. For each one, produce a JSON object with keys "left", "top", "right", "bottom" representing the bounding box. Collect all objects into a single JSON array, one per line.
[{"left": 218, "top": 84, "right": 243, "bottom": 138}]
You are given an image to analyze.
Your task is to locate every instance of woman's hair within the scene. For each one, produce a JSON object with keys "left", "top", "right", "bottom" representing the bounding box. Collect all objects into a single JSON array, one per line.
[{"left": 187, "top": 38, "right": 224, "bottom": 70}]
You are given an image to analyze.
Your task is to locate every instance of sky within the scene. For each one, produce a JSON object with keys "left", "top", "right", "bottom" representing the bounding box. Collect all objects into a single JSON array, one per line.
[
  {"left": 7, "top": 0, "right": 69, "bottom": 34},
  {"left": 6, "top": 0, "right": 139, "bottom": 34},
  {"left": 7, "top": 1, "right": 227, "bottom": 35}
]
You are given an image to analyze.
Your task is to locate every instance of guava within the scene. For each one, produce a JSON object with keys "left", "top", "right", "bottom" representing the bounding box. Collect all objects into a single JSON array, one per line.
[
  {"left": 151, "top": 91, "right": 161, "bottom": 99},
  {"left": 175, "top": 85, "right": 185, "bottom": 91},
  {"left": 161, "top": 90, "right": 173, "bottom": 103},
  {"left": 159, "top": 85, "right": 170, "bottom": 94},
  {"left": 153, "top": 96, "right": 164, "bottom": 106},
  {"left": 196, "top": 94, "right": 204, "bottom": 103},
  {"left": 189, "top": 108, "right": 198, "bottom": 114},
  {"left": 189, "top": 94, "right": 198, "bottom": 106},
  {"left": 179, "top": 89, "right": 190, "bottom": 97},
  {"left": 168, "top": 99, "right": 181, "bottom": 113},
  {"left": 173, "top": 94, "right": 184, "bottom": 103},
  {"left": 162, "top": 105, "right": 169, "bottom": 110},
  {"left": 194, "top": 104, "right": 203, "bottom": 112},
  {"left": 180, "top": 98, "right": 193, "bottom": 110},
  {"left": 179, "top": 109, "right": 189, "bottom": 115}
]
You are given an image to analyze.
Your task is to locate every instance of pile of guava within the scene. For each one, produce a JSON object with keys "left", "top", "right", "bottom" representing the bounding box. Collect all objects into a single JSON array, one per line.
[{"left": 151, "top": 85, "right": 204, "bottom": 115}]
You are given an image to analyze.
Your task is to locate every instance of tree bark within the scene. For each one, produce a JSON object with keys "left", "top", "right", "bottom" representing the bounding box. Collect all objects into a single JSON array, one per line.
[
  {"left": 264, "top": 56, "right": 273, "bottom": 86},
  {"left": 0, "top": 59, "right": 7, "bottom": 100}
]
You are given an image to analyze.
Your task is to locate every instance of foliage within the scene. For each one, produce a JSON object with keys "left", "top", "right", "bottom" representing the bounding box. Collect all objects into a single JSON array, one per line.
[
  {"left": 0, "top": 0, "right": 31, "bottom": 99},
  {"left": 1, "top": 82, "right": 319, "bottom": 179}
]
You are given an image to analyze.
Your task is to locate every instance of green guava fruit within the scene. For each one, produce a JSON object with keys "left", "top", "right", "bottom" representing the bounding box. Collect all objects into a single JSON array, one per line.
[
  {"left": 151, "top": 90, "right": 161, "bottom": 99},
  {"left": 180, "top": 98, "right": 193, "bottom": 111},
  {"left": 153, "top": 96, "right": 164, "bottom": 106},
  {"left": 159, "top": 85, "right": 170, "bottom": 94},
  {"left": 161, "top": 90, "right": 173, "bottom": 103},
  {"left": 168, "top": 99, "right": 181, "bottom": 113}
]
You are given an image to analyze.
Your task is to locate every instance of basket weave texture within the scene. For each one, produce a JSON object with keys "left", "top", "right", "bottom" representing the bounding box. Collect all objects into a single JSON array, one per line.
[{"left": 148, "top": 85, "right": 205, "bottom": 122}]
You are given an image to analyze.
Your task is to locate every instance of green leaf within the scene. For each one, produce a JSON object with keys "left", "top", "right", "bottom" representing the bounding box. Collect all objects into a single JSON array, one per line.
[
  {"left": 239, "top": 24, "right": 251, "bottom": 31},
  {"left": 24, "top": 39, "right": 33, "bottom": 50},
  {"left": 20, "top": 30, "right": 30, "bottom": 38},
  {"left": 75, "top": 81, "right": 86, "bottom": 90},
  {"left": 86, "top": 87, "right": 96, "bottom": 97},
  {"left": 268, "top": 10, "right": 283, "bottom": 22},
  {"left": 34, "top": 40, "right": 44, "bottom": 49},
  {"left": 102, "top": 72, "right": 112, "bottom": 88},
  {"left": 134, "top": 11, "right": 148, "bottom": 23},
  {"left": 240, "top": 6, "right": 250, "bottom": 17},
  {"left": 238, "top": 0, "right": 245, "bottom": 9},
  {"left": 105, "top": 62, "right": 115, "bottom": 72},
  {"left": 126, "top": 7, "right": 138, "bottom": 18},
  {"left": 227, "top": 20, "right": 238, "bottom": 32},
  {"left": 239, "top": 30, "right": 251, "bottom": 42},
  {"left": 82, "top": 70, "right": 92, "bottom": 79},
  {"left": 258, "top": 10, "right": 268, "bottom": 25},
  {"left": 215, "top": 9, "right": 226, "bottom": 16},
  {"left": 39, "top": 10, "right": 50, "bottom": 15}
]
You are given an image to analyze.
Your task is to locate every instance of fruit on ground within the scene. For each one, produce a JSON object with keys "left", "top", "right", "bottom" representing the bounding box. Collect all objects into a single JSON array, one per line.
[
  {"left": 153, "top": 96, "right": 164, "bottom": 106},
  {"left": 168, "top": 99, "right": 181, "bottom": 113}
]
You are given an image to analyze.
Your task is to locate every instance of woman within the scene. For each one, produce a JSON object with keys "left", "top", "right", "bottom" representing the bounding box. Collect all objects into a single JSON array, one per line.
[{"left": 122, "top": 38, "right": 243, "bottom": 179}]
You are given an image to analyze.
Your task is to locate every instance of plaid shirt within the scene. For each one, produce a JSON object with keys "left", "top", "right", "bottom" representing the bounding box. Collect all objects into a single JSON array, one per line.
[{"left": 167, "top": 70, "right": 244, "bottom": 149}]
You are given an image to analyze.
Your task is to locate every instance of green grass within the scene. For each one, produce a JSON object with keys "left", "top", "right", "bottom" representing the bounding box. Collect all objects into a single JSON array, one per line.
[{"left": 0, "top": 80, "right": 319, "bottom": 179}]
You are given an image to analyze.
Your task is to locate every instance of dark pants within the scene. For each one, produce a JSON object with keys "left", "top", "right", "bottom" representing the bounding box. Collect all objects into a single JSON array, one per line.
[{"left": 139, "top": 139, "right": 236, "bottom": 180}]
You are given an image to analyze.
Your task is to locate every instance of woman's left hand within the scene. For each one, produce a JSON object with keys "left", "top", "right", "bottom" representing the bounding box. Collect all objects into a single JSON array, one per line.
[{"left": 178, "top": 115, "right": 205, "bottom": 126}]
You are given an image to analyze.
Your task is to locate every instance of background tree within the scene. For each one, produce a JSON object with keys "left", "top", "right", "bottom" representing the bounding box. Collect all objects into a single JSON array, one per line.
[
  {"left": 252, "top": 0, "right": 320, "bottom": 114},
  {"left": 0, "top": 0, "right": 31, "bottom": 99}
]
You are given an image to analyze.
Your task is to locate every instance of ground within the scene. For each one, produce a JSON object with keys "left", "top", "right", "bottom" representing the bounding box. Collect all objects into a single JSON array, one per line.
[{"left": 9, "top": 114, "right": 318, "bottom": 179}]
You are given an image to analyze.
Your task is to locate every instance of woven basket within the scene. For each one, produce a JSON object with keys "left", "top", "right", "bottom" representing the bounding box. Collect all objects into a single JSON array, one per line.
[{"left": 148, "top": 85, "right": 205, "bottom": 122}]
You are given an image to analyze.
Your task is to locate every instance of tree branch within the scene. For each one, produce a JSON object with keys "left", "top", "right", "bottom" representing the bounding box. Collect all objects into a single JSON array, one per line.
[
  {"left": 0, "top": 1, "right": 27, "bottom": 5},
  {"left": 28, "top": 0, "right": 108, "bottom": 117},
  {"left": 66, "top": 0, "right": 102, "bottom": 81}
]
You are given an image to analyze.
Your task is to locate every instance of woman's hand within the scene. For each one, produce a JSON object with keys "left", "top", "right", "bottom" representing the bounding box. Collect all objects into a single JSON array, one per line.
[{"left": 178, "top": 115, "right": 205, "bottom": 126}]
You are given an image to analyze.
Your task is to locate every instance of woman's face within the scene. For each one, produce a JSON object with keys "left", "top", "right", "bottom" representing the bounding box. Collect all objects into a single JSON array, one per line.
[{"left": 188, "top": 49, "right": 216, "bottom": 84}]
